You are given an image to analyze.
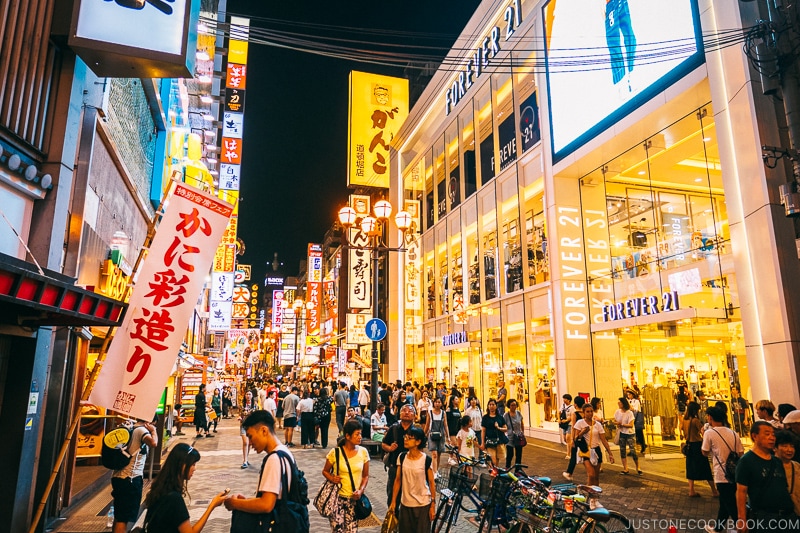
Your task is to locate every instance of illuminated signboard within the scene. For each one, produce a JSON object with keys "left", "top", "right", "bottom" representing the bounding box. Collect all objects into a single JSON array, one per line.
[
  {"left": 601, "top": 291, "right": 680, "bottom": 322},
  {"left": 69, "top": 0, "right": 199, "bottom": 77},
  {"left": 543, "top": 0, "right": 703, "bottom": 160}
]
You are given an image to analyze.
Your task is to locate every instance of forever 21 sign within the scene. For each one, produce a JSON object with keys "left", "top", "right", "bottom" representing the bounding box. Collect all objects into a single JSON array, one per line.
[
  {"left": 601, "top": 291, "right": 681, "bottom": 322},
  {"left": 445, "top": 0, "right": 522, "bottom": 115}
]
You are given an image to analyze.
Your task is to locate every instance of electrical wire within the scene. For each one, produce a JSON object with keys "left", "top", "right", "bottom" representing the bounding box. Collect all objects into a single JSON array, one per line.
[{"left": 199, "top": 13, "right": 752, "bottom": 75}]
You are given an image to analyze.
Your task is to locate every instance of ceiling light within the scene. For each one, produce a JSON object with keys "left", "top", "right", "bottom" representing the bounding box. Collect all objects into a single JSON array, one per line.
[
  {"left": 197, "top": 75, "right": 212, "bottom": 83},
  {"left": 200, "top": 95, "right": 213, "bottom": 104},
  {"left": 695, "top": 178, "right": 703, "bottom": 182},
  {"left": 196, "top": 51, "right": 210, "bottom": 61},
  {"left": 202, "top": 113, "right": 214, "bottom": 121},
  {"left": 703, "top": 137, "right": 712, "bottom": 142},
  {"left": 638, "top": 170, "right": 646, "bottom": 175}
]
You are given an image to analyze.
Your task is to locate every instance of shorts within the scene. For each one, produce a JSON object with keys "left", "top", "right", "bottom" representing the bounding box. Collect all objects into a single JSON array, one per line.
[
  {"left": 283, "top": 416, "right": 297, "bottom": 428},
  {"left": 111, "top": 476, "right": 143, "bottom": 523},
  {"left": 240, "top": 424, "right": 247, "bottom": 436}
]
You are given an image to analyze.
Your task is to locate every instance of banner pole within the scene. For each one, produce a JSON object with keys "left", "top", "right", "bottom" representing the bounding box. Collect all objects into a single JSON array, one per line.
[{"left": 28, "top": 183, "right": 175, "bottom": 533}]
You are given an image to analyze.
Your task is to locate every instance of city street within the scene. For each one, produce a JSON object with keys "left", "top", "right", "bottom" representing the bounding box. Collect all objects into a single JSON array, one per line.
[{"left": 52, "top": 416, "right": 722, "bottom": 533}]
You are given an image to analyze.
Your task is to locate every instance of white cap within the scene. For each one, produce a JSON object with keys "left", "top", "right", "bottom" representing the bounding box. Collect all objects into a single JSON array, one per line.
[{"left": 782, "top": 410, "right": 800, "bottom": 424}]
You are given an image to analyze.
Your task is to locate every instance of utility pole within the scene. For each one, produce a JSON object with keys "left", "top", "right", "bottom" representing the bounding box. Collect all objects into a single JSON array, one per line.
[{"left": 744, "top": 0, "right": 800, "bottom": 215}]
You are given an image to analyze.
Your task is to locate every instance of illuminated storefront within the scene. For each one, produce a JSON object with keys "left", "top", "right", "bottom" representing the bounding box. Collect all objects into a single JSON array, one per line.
[{"left": 388, "top": 0, "right": 800, "bottom": 444}]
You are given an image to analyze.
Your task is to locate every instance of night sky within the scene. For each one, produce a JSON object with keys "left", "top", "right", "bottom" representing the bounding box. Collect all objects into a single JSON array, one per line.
[{"left": 228, "top": 0, "right": 482, "bottom": 282}]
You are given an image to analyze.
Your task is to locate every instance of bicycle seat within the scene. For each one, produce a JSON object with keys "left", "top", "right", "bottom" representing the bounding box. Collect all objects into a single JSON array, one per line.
[
  {"left": 586, "top": 507, "right": 611, "bottom": 523},
  {"left": 536, "top": 476, "right": 551, "bottom": 487},
  {"left": 576, "top": 484, "right": 602, "bottom": 496}
]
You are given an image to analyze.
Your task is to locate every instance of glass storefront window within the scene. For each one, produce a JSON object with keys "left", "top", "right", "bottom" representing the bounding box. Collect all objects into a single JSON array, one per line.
[
  {"left": 526, "top": 294, "right": 555, "bottom": 428},
  {"left": 424, "top": 232, "right": 435, "bottom": 320},
  {"left": 481, "top": 303, "right": 502, "bottom": 405},
  {"left": 424, "top": 322, "right": 437, "bottom": 384},
  {"left": 425, "top": 149, "right": 434, "bottom": 231},
  {"left": 461, "top": 108, "right": 478, "bottom": 199},
  {"left": 586, "top": 106, "right": 747, "bottom": 450},
  {"left": 446, "top": 121, "right": 461, "bottom": 211},
  {"left": 493, "top": 66, "right": 516, "bottom": 172},
  {"left": 513, "top": 43, "right": 540, "bottom": 154},
  {"left": 449, "top": 211, "right": 464, "bottom": 317},
  {"left": 479, "top": 183, "right": 499, "bottom": 301},
  {"left": 464, "top": 199, "right": 480, "bottom": 306},
  {"left": 436, "top": 224, "right": 448, "bottom": 316},
  {"left": 475, "top": 83, "right": 494, "bottom": 185},
  {"left": 434, "top": 137, "right": 446, "bottom": 221},
  {"left": 503, "top": 299, "right": 529, "bottom": 427},
  {"left": 499, "top": 174, "right": 522, "bottom": 295}
]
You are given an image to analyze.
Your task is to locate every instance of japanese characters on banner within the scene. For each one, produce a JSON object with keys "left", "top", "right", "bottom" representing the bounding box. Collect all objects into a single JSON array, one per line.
[
  {"left": 347, "top": 72, "right": 409, "bottom": 188},
  {"left": 323, "top": 278, "right": 337, "bottom": 323},
  {"left": 272, "top": 290, "right": 285, "bottom": 333},
  {"left": 90, "top": 184, "right": 233, "bottom": 420},
  {"left": 403, "top": 199, "right": 421, "bottom": 311},
  {"left": 306, "top": 243, "right": 322, "bottom": 334},
  {"left": 348, "top": 228, "right": 371, "bottom": 309}
]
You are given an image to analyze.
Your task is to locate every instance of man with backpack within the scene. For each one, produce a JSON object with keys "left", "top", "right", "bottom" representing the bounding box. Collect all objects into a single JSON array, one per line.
[
  {"left": 110, "top": 418, "right": 158, "bottom": 533},
  {"left": 381, "top": 404, "right": 418, "bottom": 507},
  {"left": 702, "top": 406, "right": 745, "bottom": 533},
  {"left": 225, "top": 410, "right": 309, "bottom": 532}
]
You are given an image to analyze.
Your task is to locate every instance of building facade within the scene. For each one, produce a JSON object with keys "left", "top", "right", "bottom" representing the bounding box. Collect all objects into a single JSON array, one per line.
[{"left": 387, "top": 0, "right": 800, "bottom": 449}]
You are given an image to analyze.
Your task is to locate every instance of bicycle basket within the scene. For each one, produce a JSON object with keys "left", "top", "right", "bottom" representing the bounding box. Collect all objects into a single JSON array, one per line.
[
  {"left": 435, "top": 465, "right": 455, "bottom": 493},
  {"left": 488, "top": 475, "right": 514, "bottom": 505},
  {"left": 478, "top": 473, "right": 494, "bottom": 500},
  {"left": 452, "top": 471, "right": 478, "bottom": 494}
]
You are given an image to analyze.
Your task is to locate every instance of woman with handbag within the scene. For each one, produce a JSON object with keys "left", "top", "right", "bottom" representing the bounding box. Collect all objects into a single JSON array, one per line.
[
  {"left": 480, "top": 398, "right": 508, "bottom": 467},
  {"left": 682, "top": 401, "right": 718, "bottom": 497},
  {"left": 416, "top": 390, "right": 433, "bottom": 427},
  {"left": 572, "top": 403, "right": 614, "bottom": 487},
  {"left": 614, "top": 397, "right": 641, "bottom": 475},
  {"left": 504, "top": 399, "right": 526, "bottom": 468},
  {"left": 427, "top": 397, "right": 446, "bottom": 477},
  {"left": 321, "top": 419, "right": 371, "bottom": 533}
]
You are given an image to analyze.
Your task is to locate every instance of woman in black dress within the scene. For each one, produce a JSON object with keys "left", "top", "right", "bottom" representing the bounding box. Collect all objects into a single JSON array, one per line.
[
  {"left": 194, "top": 384, "right": 212, "bottom": 438},
  {"left": 682, "top": 401, "right": 718, "bottom": 497}
]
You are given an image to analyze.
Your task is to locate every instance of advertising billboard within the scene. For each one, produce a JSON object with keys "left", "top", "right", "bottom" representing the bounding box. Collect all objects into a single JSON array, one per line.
[
  {"left": 347, "top": 72, "right": 409, "bottom": 189},
  {"left": 543, "top": 0, "right": 703, "bottom": 160}
]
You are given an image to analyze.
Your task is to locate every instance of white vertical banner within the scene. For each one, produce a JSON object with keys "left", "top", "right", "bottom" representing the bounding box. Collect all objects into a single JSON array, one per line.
[
  {"left": 90, "top": 184, "right": 234, "bottom": 420},
  {"left": 348, "top": 228, "right": 371, "bottom": 309}
]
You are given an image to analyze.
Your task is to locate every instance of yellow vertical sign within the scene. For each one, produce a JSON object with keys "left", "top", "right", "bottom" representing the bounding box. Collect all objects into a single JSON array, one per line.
[{"left": 347, "top": 71, "right": 409, "bottom": 189}]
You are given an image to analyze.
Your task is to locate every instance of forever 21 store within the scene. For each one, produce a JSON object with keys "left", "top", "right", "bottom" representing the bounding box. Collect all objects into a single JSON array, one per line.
[{"left": 385, "top": 0, "right": 800, "bottom": 446}]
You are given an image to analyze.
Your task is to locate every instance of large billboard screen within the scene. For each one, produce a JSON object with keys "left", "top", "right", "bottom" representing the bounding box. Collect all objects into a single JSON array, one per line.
[{"left": 543, "top": 0, "right": 703, "bottom": 161}]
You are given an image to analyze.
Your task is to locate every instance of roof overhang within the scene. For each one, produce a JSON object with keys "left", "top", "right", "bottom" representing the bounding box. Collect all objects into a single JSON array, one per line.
[{"left": 0, "top": 253, "right": 126, "bottom": 327}]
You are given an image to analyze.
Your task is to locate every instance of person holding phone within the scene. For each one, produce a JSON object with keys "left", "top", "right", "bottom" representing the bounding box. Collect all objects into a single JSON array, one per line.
[{"left": 142, "top": 443, "right": 228, "bottom": 532}]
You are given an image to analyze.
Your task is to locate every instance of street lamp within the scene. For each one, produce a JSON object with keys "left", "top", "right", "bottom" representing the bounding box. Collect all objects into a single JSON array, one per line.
[
  {"left": 282, "top": 298, "right": 312, "bottom": 380},
  {"left": 338, "top": 199, "right": 412, "bottom": 412}
]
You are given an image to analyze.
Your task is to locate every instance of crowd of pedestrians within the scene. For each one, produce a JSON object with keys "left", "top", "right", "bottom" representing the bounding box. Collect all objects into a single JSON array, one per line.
[{"left": 104, "top": 376, "right": 800, "bottom": 533}]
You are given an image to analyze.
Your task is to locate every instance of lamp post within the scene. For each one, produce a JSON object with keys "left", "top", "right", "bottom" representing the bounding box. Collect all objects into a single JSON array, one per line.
[
  {"left": 338, "top": 199, "right": 412, "bottom": 412},
  {"left": 282, "top": 298, "right": 311, "bottom": 380}
]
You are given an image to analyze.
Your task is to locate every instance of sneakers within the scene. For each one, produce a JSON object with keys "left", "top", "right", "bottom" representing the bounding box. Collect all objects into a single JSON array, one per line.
[
  {"left": 448, "top": 457, "right": 458, "bottom": 466},
  {"left": 564, "top": 454, "right": 571, "bottom": 460},
  {"left": 241, "top": 462, "right": 248, "bottom": 469},
  {"left": 205, "top": 434, "right": 214, "bottom": 438},
  {"left": 562, "top": 472, "right": 573, "bottom": 481},
  {"left": 434, "top": 472, "right": 441, "bottom": 480}
]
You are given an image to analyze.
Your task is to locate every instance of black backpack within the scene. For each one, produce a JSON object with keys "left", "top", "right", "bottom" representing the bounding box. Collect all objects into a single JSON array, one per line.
[
  {"left": 270, "top": 449, "right": 309, "bottom": 533},
  {"left": 101, "top": 426, "right": 146, "bottom": 470},
  {"left": 711, "top": 428, "right": 740, "bottom": 483}
]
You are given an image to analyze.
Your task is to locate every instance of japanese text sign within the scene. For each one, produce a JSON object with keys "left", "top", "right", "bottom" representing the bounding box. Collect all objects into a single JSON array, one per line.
[
  {"left": 347, "top": 71, "right": 408, "bottom": 188},
  {"left": 90, "top": 184, "right": 233, "bottom": 420}
]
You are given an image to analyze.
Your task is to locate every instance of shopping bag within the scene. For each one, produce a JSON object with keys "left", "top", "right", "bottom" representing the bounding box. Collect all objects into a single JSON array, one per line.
[
  {"left": 380, "top": 509, "right": 398, "bottom": 533},
  {"left": 313, "top": 480, "right": 339, "bottom": 518}
]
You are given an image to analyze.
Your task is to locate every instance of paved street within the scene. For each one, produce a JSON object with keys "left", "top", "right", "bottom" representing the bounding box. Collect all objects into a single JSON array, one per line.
[{"left": 53, "top": 417, "right": 722, "bottom": 533}]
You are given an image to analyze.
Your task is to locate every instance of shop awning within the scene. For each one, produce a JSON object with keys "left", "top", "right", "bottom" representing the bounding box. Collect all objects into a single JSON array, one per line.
[{"left": 0, "top": 253, "right": 126, "bottom": 327}]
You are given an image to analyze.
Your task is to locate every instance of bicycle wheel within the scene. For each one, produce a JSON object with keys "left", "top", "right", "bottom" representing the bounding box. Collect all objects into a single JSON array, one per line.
[
  {"left": 506, "top": 522, "right": 536, "bottom": 533},
  {"left": 596, "top": 511, "right": 635, "bottom": 533},
  {"left": 432, "top": 497, "right": 454, "bottom": 533}
]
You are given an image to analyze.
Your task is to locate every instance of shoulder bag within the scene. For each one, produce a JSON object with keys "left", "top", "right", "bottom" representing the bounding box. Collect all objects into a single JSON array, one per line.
[
  {"left": 578, "top": 423, "right": 593, "bottom": 459},
  {"left": 230, "top": 456, "right": 272, "bottom": 533},
  {"left": 341, "top": 448, "right": 372, "bottom": 520},
  {"left": 313, "top": 448, "right": 340, "bottom": 518}
]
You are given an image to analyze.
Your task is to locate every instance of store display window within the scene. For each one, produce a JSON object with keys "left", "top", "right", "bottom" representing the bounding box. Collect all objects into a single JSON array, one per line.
[
  {"left": 525, "top": 295, "right": 555, "bottom": 429},
  {"left": 499, "top": 173, "right": 522, "bottom": 295},
  {"left": 478, "top": 183, "right": 499, "bottom": 301},
  {"left": 434, "top": 136, "right": 447, "bottom": 220},
  {"left": 424, "top": 148, "right": 434, "bottom": 231},
  {"left": 502, "top": 298, "right": 529, "bottom": 426},
  {"left": 449, "top": 212, "right": 464, "bottom": 317},
  {"left": 424, "top": 322, "right": 437, "bottom": 384},
  {"left": 481, "top": 303, "right": 503, "bottom": 406},
  {"left": 464, "top": 199, "right": 480, "bottom": 306},
  {"left": 585, "top": 106, "right": 749, "bottom": 450},
  {"left": 475, "top": 83, "right": 495, "bottom": 185},
  {"left": 424, "top": 233, "right": 435, "bottom": 320},
  {"left": 494, "top": 67, "right": 516, "bottom": 172},
  {"left": 436, "top": 224, "right": 448, "bottom": 316},
  {"left": 446, "top": 121, "right": 461, "bottom": 211},
  {"left": 461, "top": 108, "right": 478, "bottom": 199},
  {"left": 514, "top": 42, "right": 540, "bottom": 153}
]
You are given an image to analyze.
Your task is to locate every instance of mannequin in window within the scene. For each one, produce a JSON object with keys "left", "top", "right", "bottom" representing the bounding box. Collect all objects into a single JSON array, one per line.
[{"left": 629, "top": 218, "right": 648, "bottom": 248}]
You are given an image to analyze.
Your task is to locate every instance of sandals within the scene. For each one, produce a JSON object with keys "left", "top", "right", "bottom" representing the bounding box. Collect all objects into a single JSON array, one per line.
[{"left": 620, "top": 470, "right": 630, "bottom": 475}]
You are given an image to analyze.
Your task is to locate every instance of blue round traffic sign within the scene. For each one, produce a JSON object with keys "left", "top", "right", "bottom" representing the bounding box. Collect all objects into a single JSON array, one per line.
[{"left": 365, "top": 318, "right": 387, "bottom": 341}]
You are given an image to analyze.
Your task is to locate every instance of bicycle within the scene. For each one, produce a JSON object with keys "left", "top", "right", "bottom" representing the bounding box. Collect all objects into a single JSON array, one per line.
[
  {"left": 432, "top": 447, "right": 489, "bottom": 533},
  {"left": 509, "top": 483, "right": 634, "bottom": 533}
]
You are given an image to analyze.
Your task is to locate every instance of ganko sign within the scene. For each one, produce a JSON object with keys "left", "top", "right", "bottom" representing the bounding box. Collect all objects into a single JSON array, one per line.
[
  {"left": 602, "top": 291, "right": 680, "bottom": 322},
  {"left": 445, "top": 0, "right": 522, "bottom": 115}
]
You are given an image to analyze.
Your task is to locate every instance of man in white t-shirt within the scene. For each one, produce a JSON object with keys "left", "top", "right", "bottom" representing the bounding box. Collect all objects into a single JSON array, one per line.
[
  {"left": 371, "top": 403, "right": 388, "bottom": 438},
  {"left": 701, "top": 406, "right": 744, "bottom": 533},
  {"left": 224, "top": 410, "right": 295, "bottom": 516}
]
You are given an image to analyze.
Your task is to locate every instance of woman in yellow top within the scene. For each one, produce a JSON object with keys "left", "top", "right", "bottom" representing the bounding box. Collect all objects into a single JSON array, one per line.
[{"left": 321, "top": 419, "right": 371, "bottom": 533}]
